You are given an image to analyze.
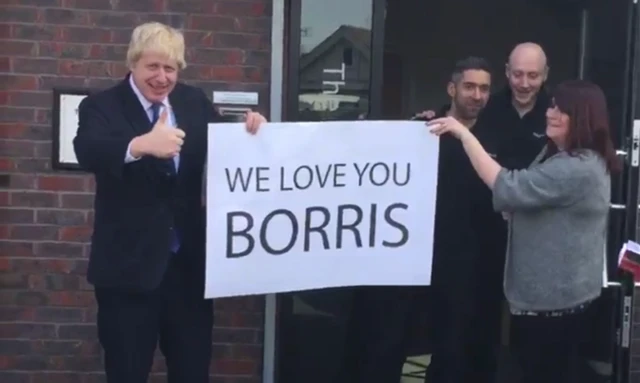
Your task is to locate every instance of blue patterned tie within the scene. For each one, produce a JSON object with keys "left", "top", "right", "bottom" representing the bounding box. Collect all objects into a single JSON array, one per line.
[
  {"left": 150, "top": 103, "right": 180, "bottom": 253},
  {"left": 150, "top": 102, "right": 161, "bottom": 124}
]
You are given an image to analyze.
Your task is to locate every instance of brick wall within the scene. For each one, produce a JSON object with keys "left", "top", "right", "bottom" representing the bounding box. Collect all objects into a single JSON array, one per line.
[{"left": 0, "top": 1, "right": 272, "bottom": 382}]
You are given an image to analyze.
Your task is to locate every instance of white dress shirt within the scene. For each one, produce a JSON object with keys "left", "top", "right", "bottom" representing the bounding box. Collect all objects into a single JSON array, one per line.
[{"left": 125, "top": 76, "right": 180, "bottom": 171}]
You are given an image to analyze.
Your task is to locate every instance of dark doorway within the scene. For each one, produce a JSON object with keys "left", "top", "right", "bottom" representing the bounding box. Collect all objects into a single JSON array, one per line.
[{"left": 275, "top": 0, "right": 639, "bottom": 382}]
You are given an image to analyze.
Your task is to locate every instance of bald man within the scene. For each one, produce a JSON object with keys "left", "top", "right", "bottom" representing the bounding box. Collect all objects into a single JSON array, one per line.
[
  {"left": 486, "top": 42, "right": 551, "bottom": 169},
  {"left": 462, "top": 42, "right": 551, "bottom": 383},
  {"left": 414, "top": 43, "right": 551, "bottom": 383}
]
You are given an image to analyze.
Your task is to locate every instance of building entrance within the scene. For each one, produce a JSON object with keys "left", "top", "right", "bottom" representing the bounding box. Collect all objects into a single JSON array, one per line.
[{"left": 274, "top": 0, "right": 639, "bottom": 382}]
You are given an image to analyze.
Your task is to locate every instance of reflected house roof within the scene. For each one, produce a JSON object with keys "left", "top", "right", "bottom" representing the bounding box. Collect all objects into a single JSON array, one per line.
[{"left": 299, "top": 25, "right": 371, "bottom": 71}]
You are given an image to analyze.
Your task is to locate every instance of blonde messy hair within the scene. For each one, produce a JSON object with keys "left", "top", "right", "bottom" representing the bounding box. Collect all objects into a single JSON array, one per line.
[{"left": 126, "top": 22, "right": 187, "bottom": 70}]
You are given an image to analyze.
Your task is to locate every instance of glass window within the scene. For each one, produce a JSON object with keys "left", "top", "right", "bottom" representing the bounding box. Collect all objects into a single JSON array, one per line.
[{"left": 296, "top": 0, "right": 372, "bottom": 121}]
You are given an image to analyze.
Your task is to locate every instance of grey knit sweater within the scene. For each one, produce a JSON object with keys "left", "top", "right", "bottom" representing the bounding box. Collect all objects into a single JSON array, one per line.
[{"left": 493, "top": 148, "right": 610, "bottom": 312}]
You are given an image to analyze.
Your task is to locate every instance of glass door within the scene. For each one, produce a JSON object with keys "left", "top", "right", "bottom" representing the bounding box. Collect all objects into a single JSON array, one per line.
[
  {"left": 283, "top": 0, "right": 385, "bottom": 122},
  {"left": 579, "top": 1, "right": 639, "bottom": 382},
  {"left": 274, "top": 0, "right": 640, "bottom": 382},
  {"left": 276, "top": 0, "right": 386, "bottom": 382}
]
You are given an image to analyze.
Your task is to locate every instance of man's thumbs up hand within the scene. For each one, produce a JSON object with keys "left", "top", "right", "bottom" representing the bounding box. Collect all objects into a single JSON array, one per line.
[{"left": 129, "top": 107, "right": 186, "bottom": 159}]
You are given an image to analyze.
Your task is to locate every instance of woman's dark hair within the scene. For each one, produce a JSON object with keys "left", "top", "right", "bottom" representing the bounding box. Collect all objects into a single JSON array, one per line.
[{"left": 552, "top": 80, "right": 621, "bottom": 173}]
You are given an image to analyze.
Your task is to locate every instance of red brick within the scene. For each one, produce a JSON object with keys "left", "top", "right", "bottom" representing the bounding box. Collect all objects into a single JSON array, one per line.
[
  {"left": 37, "top": 175, "right": 86, "bottom": 192},
  {"left": 9, "top": 258, "right": 81, "bottom": 274},
  {"left": 36, "top": 210, "right": 86, "bottom": 226},
  {"left": 0, "top": 140, "right": 37, "bottom": 157},
  {"left": 188, "top": 15, "right": 237, "bottom": 31},
  {"left": 2, "top": 209, "right": 35, "bottom": 224},
  {"left": 10, "top": 191, "right": 57, "bottom": 208},
  {"left": 11, "top": 58, "right": 58, "bottom": 75},
  {"left": 62, "top": 26, "right": 112, "bottom": 44},
  {"left": 0, "top": 225, "right": 9, "bottom": 239},
  {"left": 59, "top": 193, "right": 93, "bottom": 209},
  {"left": 230, "top": 344, "right": 262, "bottom": 360},
  {"left": 42, "top": 8, "right": 89, "bottom": 25},
  {"left": 0, "top": 123, "right": 28, "bottom": 139},
  {"left": 0, "top": 159, "right": 15, "bottom": 171},
  {"left": 167, "top": 0, "right": 214, "bottom": 13},
  {"left": 7, "top": 174, "right": 37, "bottom": 189},
  {"left": 0, "top": 241, "right": 34, "bottom": 258},
  {"left": 58, "top": 226, "right": 92, "bottom": 242},
  {"left": 0, "top": 371, "right": 30, "bottom": 383},
  {"left": 57, "top": 60, "right": 90, "bottom": 76},
  {"left": 39, "top": 42, "right": 89, "bottom": 60},
  {"left": 0, "top": 75, "right": 40, "bottom": 91},
  {"left": 0, "top": 323, "right": 57, "bottom": 339},
  {"left": 212, "top": 359, "right": 258, "bottom": 375},
  {"left": 34, "top": 242, "right": 84, "bottom": 258},
  {"left": 85, "top": 177, "right": 95, "bottom": 192},
  {"left": 10, "top": 225, "right": 59, "bottom": 241},
  {"left": 2, "top": 41, "right": 38, "bottom": 56},
  {"left": 0, "top": 307, "right": 36, "bottom": 321},
  {"left": 0, "top": 192, "right": 9, "bottom": 206},
  {"left": 184, "top": 31, "right": 215, "bottom": 48},
  {"left": 213, "top": 1, "right": 268, "bottom": 17},
  {"left": 211, "top": 66, "right": 245, "bottom": 82},
  {"left": 8, "top": 91, "right": 50, "bottom": 108},
  {"left": 1, "top": 2, "right": 271, "bottom": 381},
  {"left": 0, "top": 24, "right": 11, "bottom": 39},
  {"left": 0, "top": 58, "right": 11, "bottom": 72},
  {"left": 47, "top": 291, "right": 94, "bottom": 307},
  {"left": 12, "top": 24, "right": 62, "bottom": 41}
]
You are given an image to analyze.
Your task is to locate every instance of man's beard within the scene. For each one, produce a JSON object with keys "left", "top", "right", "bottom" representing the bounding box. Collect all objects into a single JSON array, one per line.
[{"left": 455, "top": 102, "right": 483, "bottom": 120}]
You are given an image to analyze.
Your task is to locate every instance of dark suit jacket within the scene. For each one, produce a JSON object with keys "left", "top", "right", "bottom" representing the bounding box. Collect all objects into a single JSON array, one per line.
[{"left": 74, "top": 75, "right": 220, "bottom": 292}]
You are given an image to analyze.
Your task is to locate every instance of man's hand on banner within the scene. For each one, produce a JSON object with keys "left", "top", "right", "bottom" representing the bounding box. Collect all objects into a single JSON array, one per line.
[
  {"left": 411, "top": 110, "right": 436, "bottom": 121},
  {"left": 244, "top": 111, "right": 267, "bottom": 135}
]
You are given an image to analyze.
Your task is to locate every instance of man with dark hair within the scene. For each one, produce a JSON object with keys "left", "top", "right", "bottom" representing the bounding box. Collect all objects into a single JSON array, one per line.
[
  {"left": 334, "top": 57, "right": 494, "bottom": 383},
  {"left": 416, "top": 56, "right": 492, "bottom": 124},
  {"left": 412, "top": 56, "right": 500, "bottom": 383},
  {"left": 418, "top": 44, "right": 552, "bottom": 383}
]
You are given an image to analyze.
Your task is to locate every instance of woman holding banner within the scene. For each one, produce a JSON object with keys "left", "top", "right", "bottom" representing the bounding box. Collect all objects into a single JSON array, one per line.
[{"left": 427, "top": 79, "right": 620, "bottom": 383}]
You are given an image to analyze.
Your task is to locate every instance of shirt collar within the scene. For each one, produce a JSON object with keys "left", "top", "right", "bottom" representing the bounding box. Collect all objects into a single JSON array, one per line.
[
  {"left": 128, "top": 74, "right": 171, "bottom": 111},
  {"left": 499, "top": 85, "right": 550, "bottom": 116}
]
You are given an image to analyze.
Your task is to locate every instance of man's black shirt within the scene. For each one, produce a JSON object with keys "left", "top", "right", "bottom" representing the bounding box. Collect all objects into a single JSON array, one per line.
[
  {"left": 479, "top": 86, "right": 550, "bottom": 170},
  {"left": 424, "top": 87, "right": 550, "bottom": 284},
  {"left": 422, "top": 107, "right": 502, "bottom": 286},
  {"left": 471, "top": 86, "right": 551, "bottom": 279}
]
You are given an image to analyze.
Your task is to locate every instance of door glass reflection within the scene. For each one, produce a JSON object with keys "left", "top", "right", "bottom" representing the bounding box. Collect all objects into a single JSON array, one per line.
[
  {"left": 279, "top": 1, "right": 373, "bottom": 382},
  {"left": 297, "top": 0, "right": 372, "bottom": 121}
]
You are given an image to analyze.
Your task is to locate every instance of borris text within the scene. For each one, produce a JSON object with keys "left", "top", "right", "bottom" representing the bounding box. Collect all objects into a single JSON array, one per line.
[{"left": 222, "top": 161, "right": 412, "bottom": 258}]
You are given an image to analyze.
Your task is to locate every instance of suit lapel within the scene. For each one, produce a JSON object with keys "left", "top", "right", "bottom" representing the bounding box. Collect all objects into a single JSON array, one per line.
[{"left": 117, "top": 74, "right": 153, "bottom": 135}]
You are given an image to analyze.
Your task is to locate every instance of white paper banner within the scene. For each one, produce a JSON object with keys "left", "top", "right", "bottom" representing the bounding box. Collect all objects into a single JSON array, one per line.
[{"left": 205, "top": 121, "right": 439, "bottom": 298}]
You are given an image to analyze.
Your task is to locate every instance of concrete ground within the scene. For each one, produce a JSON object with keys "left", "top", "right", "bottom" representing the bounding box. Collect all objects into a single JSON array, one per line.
[{"left": 400, "top": 351, "right": 612, "bottom": 383}]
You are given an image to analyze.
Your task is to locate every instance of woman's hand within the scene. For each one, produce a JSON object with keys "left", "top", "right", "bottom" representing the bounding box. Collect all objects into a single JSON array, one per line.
[{"left": 427, "top": 116, "right": 470, "bottom": 140}]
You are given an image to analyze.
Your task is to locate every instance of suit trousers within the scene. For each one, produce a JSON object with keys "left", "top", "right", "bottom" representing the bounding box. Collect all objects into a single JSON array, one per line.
[
  {"left": 425, "top": 265, "right": 504, "bottom": 383},
  {"left": 336, "top": 286, "right": 416, "bottom": 383},
  {"left": 94, "top": 255, "right": 213, "bottom": 383}
]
